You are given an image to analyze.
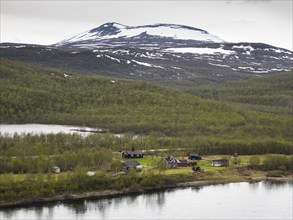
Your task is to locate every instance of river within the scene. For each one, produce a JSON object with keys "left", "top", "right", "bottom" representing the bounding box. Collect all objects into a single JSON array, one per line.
[{"left": 0, "top": 181, "right": 292, "bottom": 219}]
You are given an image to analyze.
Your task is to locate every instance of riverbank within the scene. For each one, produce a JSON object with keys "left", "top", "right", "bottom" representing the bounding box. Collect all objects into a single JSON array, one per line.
[{"left": 1, "top": 174, "right": 292, "bottom": 209}]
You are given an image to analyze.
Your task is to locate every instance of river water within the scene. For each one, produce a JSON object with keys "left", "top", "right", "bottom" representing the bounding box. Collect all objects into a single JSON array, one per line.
[{"left": 0, "top": 181, "right": 292, "bottom": 220}]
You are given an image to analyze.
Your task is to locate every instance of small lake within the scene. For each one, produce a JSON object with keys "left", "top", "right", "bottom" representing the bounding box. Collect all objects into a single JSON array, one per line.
[
  {"left": 0, "top": 124, "right": 103, "bottom": 136},
  {"left": 1, "top": 181, "right": 292, "bottom": 219}
]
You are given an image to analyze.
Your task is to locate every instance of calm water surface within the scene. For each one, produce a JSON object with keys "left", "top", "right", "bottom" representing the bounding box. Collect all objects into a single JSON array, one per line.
[
  {"left": 1, "top": 181, "right": 292, "bottom": 220},
  {"left": 0, "top": 124, "right": 100, "bottom": 136}
]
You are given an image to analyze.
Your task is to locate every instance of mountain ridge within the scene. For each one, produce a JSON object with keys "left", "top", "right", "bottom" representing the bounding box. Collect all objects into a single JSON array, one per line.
[{"left": 0, "top": 22, "right": 292, "bottom": 87}]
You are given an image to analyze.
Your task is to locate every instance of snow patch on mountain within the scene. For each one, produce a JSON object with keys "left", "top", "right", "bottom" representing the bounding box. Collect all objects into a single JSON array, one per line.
[
  {"left": 264, "top": 48, "right": 292, "bottom": 55},
  {"left": 105, "top": 55, "right": 121, "bottom": 63},
  {"left": 56, "top": 22, "right": 224, "bottom": 46},
  {"left": 132, "top": 59, "right": 164, "bottom": 69},
  {"left": 232, "top": 45, "right": 255, "bottom": 51},
  {"left": 164, "top": 47, "right": 235, "bottom": 55},
  {"left": 209, "top": 63, "right": 230, "bottom": 68}
]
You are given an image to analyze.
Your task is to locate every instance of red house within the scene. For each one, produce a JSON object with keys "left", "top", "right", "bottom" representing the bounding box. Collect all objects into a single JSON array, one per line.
[
  {"left": 177, "top": 159, "right": 188, "bottom": 167},
  {"left": 177, "top": 159, "right": 197, "bottom": 167}
]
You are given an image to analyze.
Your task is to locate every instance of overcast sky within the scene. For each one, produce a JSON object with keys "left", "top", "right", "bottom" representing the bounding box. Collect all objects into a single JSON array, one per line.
[{"left": 0, "top": 0, "right": 292, "bottom": 50}]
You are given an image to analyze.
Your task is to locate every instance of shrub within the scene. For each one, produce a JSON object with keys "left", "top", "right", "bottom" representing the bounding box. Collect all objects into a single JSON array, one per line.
[{"left": 265, "top": 170, "right": 285, "bottom": 177}]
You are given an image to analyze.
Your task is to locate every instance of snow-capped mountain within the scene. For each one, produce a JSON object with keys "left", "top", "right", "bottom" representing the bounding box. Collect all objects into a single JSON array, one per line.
[
  {"left": 56, "top": 22, "right": 224, "bottom": 49},
  {"left": 1, "top": 22, "right": 292, "bottom": 87}
]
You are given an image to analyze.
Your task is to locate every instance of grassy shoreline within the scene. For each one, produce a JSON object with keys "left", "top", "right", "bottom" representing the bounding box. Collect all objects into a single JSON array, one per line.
[{"left": 0, "top": 171, "right": 292, "bottom": 209}]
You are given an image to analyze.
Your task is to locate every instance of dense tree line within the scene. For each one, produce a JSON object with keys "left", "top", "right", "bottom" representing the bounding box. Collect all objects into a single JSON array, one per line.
[
  {"left": 248, "top": 155, "right": 293, "bottom": 171},
  {"left": 1, "top": 133, "right": 292, "bottom": 157},
  {"left": 0, "top": 146, "right": 114, "bottom": 174},
  {"left": 185, "top": 71, "right": 293, "bottom": 110}
]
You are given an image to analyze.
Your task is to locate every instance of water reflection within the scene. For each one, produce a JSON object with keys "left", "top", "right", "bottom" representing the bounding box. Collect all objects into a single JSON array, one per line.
[
  {"left": 191, "top": 185, "right": 203, "bottom": 192},
  {"left": 263, "top": 180, "right": 293, "bottom": 190},
  {"left": 248, "top": 181, "right": 259, "bottom": 192},
  {"left": 143, "top": 190, "right": 166, "bottom": 209},
  {"left": 0, "top": 181, "right": 292, "bottom": 220},
  {"left": 34, "top": 206, "right": 44, "bottom": 219}
]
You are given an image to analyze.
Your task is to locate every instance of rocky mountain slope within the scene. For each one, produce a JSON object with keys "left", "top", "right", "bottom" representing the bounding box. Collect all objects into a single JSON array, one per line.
[{"left": 1, "top": 22, "right": 292, "bottom": 87}]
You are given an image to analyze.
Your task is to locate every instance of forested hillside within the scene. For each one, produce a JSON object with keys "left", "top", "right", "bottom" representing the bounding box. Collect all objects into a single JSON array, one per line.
[
  {"left": 0, "top": 58, "right": 292, "bottom": 149},
  {"left": 185, "top": 71, "right": 293, "bottom": 114}
]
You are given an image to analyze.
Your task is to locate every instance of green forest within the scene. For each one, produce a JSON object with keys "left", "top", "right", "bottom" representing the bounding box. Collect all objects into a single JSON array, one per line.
[{"left": 185, "top": 71, "right": 293, "bottom": 114}]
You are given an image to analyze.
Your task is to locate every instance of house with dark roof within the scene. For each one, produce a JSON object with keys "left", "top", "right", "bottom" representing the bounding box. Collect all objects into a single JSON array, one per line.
[{"left": 122, "top": 147, "right": 144, "bottom": 158}]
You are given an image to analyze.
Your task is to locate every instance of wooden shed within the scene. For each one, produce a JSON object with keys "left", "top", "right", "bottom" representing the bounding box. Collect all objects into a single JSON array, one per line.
[{"left": 188, "top": 153, "right": 202, "bottom": 160}]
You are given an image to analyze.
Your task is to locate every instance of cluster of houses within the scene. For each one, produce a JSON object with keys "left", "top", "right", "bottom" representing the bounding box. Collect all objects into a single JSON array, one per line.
[
  {"left": 120, "top": 149, "right": 230, "bottom": 171},
  {"left": 52, "top": 149, "right": 230, "bottom": 175}
]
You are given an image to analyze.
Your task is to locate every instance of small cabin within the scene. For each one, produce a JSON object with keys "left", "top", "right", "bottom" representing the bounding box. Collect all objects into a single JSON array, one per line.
[
  {"left": 188, "top": 153, "right": 202, "bottom": 161},
  {"left": 212, "top": 159, "right": 229, "bottom": 167},
  {"left": 52, "top": 166, "right": 60, "bottom": 173},
  {"left": 122, "top": 147, "right": 144, "bottom": 158}
]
